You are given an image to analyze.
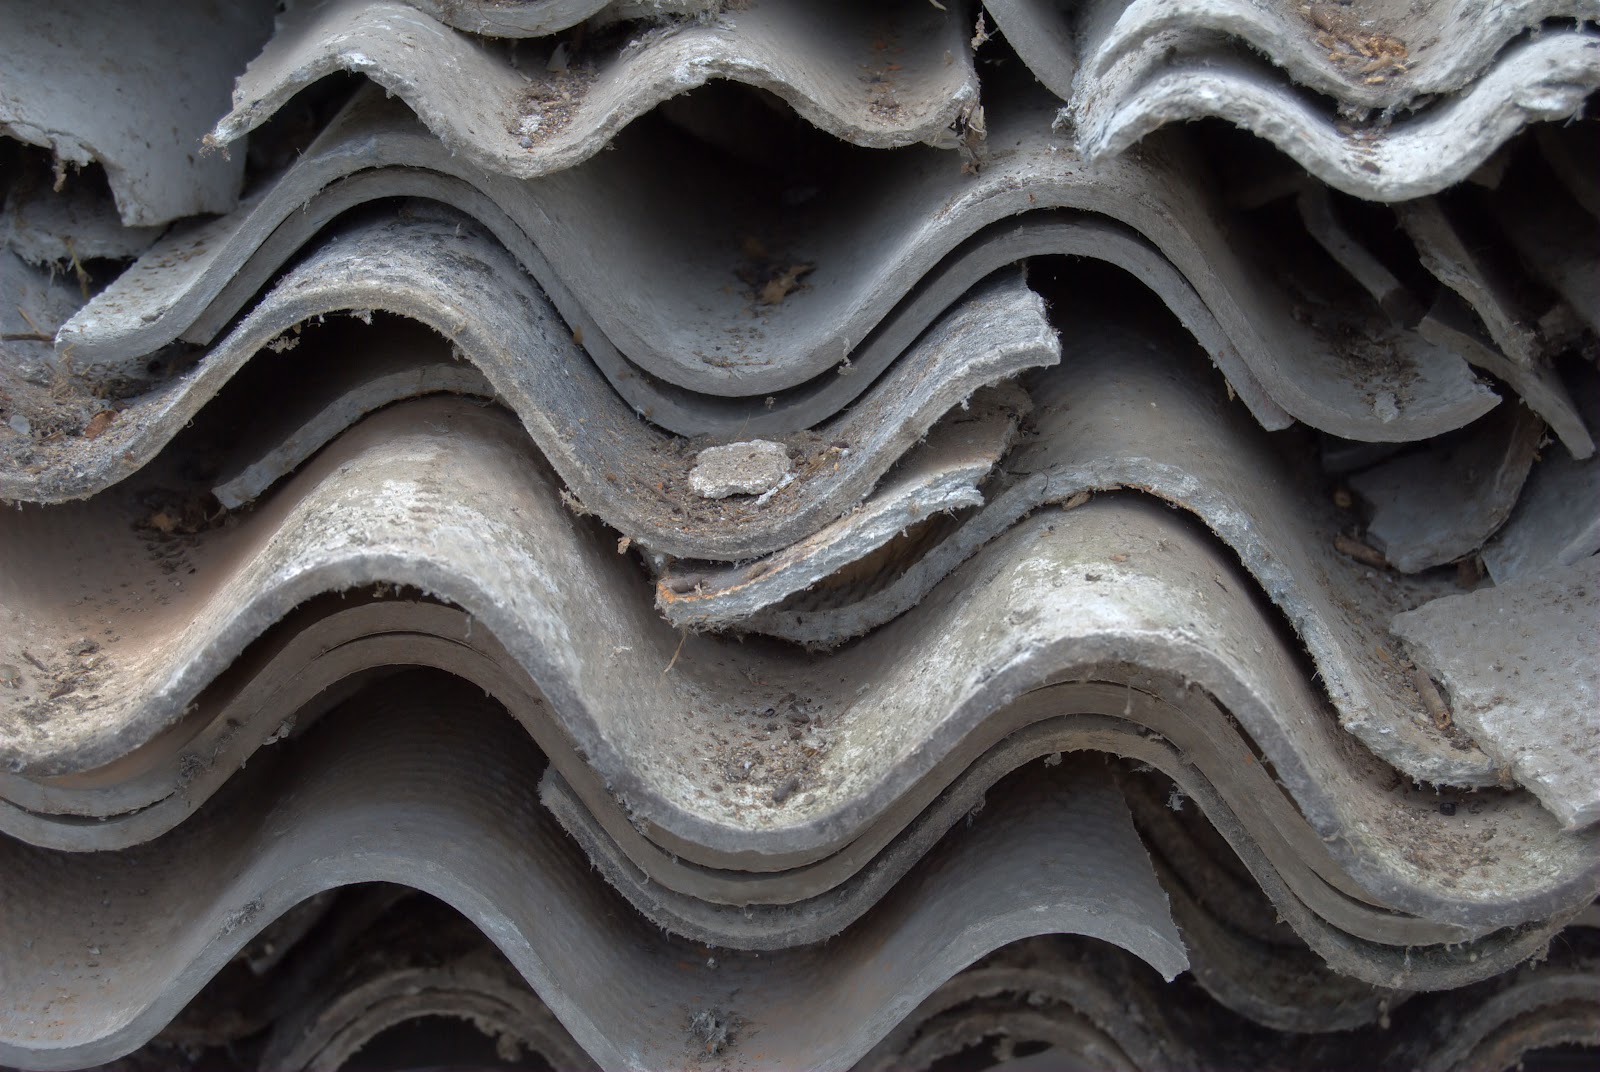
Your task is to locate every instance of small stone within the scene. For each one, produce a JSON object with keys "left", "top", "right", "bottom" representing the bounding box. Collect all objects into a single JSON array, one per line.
[
  {"left": 689, "top": 440, "right": 792, "bottom": 499},
  {"left": 8, "top": 413, "right": 31, "bottom": 436}
]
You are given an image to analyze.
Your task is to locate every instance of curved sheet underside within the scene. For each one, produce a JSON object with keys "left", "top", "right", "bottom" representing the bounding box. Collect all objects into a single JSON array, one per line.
[
  {"left": 0, "top": 676, "right": 1190, "bottom": 1071},
  {"left": 11, "top": 211, "right": 1061, "bottom": 563},
  {"left": 998, "top": 0, "right": 1600, "bottom": 201},
  {"left": 855, "top": 924, "right": 1600, "bottom": 1072},
  {"left": 254, "top": 896, "right": 599, "bottom": 1071},
  {"left": 209, "top": 0, "right": 980, "bottom": 174},
  {"left": 1, "top": 394, "right": 1595, "bottom": 934},
  {"left": 658, "top": 323, "right": 1507, "bottom": 786},
  {"left": 393, "top": 0, "right": 715, "bottom": 39},
  {"left": 1077, "top": 0, "right": 1600, "bottom": 112},
  {"left": 1074, "top": 30, "right": 1600, "bottom": 203},
  {"left": 55, "top": 88, "right": 1495, "bottom": 442}
]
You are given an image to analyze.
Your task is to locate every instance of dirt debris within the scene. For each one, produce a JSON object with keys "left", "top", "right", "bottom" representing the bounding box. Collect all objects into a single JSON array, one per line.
[
  {"left": 732, "top": 237, "right": 816, "bottom": 308},
  {"left": 135, "top": 490, "right": 225, "bottom": 539},
  {"left": 511, "top": 56, "right": 599, "bottom": 149},
  {"left": 688, "top": 1008, "right": 734, "bottom": 1057},
  {"left": 863, "top": 21, "right": 910, "bottom": 121},
  {"left": 81, "top": 409, "right": 116, "bottom": 439},
  {"left": 1410, "top": 665, "right": 1454, "bottom": 731},
  {"left": 7, "top": 634, "right": 114, "bottom": 729},
  {"left": 1303, "top": 2, "right": 1409, "bottom": 86},
  {"left": 689, "top": 689, "right": 833, "bottom": 815}
]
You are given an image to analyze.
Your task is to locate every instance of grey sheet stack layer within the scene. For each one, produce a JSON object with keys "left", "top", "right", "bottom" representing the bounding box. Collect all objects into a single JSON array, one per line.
[
  {"left": 992, "top": 0, "right": 1600, "bottom": 201},
  {"left": 0, "top": 1, "right": 1597, "bottom": 1070}
]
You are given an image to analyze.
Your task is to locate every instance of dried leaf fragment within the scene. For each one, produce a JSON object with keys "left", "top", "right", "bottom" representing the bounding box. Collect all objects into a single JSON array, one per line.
[
  {"left": 81, "top": 410, "right": 116, "bottom": 439},
  {"left": 758, "top": 263, "right": 814, "bottom": 306}
]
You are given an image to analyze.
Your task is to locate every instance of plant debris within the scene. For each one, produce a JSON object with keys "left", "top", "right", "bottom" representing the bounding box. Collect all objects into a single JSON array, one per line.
[
  {"left": 1304, "top": 2, "right": 1409, "bottom": 85},
  {"left": 757, "top": 263, "right": 814, "bottom": 306}
]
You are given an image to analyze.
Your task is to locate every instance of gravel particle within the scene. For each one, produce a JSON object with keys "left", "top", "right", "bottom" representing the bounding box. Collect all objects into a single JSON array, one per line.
[{"left": 689, "top": 440, "right": 792, "bottom": 499}]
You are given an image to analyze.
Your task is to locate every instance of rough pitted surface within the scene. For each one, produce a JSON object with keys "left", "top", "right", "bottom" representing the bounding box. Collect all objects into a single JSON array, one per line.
[
  {"left": 0, "top": 676, "right": 1190, "bottom": 1072},
  {"left": 2, "top": 397, "right": 1594, "bottom": 952},
  {"left": 1394, "top": 557, "right": 1600, "bottom": 830}
]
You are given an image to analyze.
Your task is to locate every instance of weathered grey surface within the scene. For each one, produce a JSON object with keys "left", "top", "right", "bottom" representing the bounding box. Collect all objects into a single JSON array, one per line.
[
  {"left": 2, "top": 399, "right": 1594, "bottom": 936},
  {"left": 1416, "top": 291, "right": 1591, "bottom": 459},
  {"left": 1401, "top": 208, "right": 1587, "bottom": 451},
  {"left": 211, "top": 0, "right": 980, "bottom": 175},
  {"left": 1074, "top": 0, "right": 1600, "bottom": 111},
  {"left": 59, "top": 88, "right": 1493, "bottom": 442},
  {"left": 726, "top": 321, "right": 1498, "bottom": 786},
  {"left": 1484, "top": 387, "right": 1600, "bottom": 584},
  {"left": 0, "top": 586, "right": 1534, "bottom": 982},
  {"left": 1021, "top": 0, "right": 1600, "bottom": 201},
  {"left": 985, "top": 0, "right": 1078, "bottom": 99},
  {"left": 1399, "top": 197, "right": 1543, "bottom": 370},
  {"left": 1, "top": 592, "right": 1466, "bottom": 967},
  {"left": 0, "top": 589, "right": 1550, "bottom": 984},
  {"left": 395, "top": 0, "right": 714, "bottom": 38},
  {"left": 1072, "top": 28, "right": 1600, "bottom": 203},
  {"left": 0, "top": 0, "right": 276, "bottom": 226},
  {"left": 535, "top": 751, "right": 1193, "bottom": 966},
  {"left": 1, "top": 177, "right": 163, "bottom": 265},
  {"left": 1393, "top": 557, "right": 1600, "bottom": 830},
  {"left": 0, "top": 678, "right": 1189, "bottom": 1072},
  {"left": 1351, "top": 403, "right": 1544, "bottom": 573},
  {"left": 540, "top": 698, "right": 1518, "bottom": 963},
  {"left": 11, "top": 211, "right": 1061, "bottom": 564},
  {"left": 658, "top": 394, "right": 1018, "bottom": 629}
]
